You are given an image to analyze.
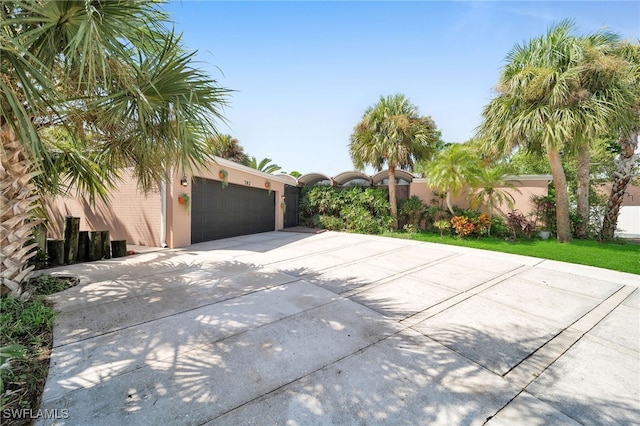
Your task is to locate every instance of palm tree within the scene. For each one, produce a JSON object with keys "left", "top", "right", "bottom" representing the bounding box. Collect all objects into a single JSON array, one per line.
[
  {"left": 601, "top": 42, "right": 640, "bottom": 240},
  {"left": 424, "top": 143, "right": 482, "bottom": 215},
  {"left": 349, "top": 94, "right": 441, "bottom": 228},
  {"left": 467, "top": 167, "right": 519, "bottom": 235},
  {"left": 572, "top": 33, "right": 637, "bottom": 238},
  {"left": 1, "top": 1, "right": 229, "bottom": 299},
  {"left": 246, "top": 157, "right": 282, "bottom": 174},
  {"left": 478, "top": 20, "right": 629, "bottom": 243},
  {"left": 209, "top": 134, "right": 249, "bottom": 164}
]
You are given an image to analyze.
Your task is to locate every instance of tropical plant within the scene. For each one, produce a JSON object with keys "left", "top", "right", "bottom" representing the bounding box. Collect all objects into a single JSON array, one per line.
[
  {"left": 531, "top": 195, "right": 557, "bottom": 233},
  {"left": 1, "top": 1, "right": 229, "bottom": 299},
  {"left": 601, "top": 42, "right": 640, "bottom": 240},
  {"left": 434, "top": 219, "right": 451, "bottom": 238},
  {"left": 178, "top": 193, "right": 190, "bottom": 210},
  {"left": 478, "top": 20, "right": 632, "bottom": 242},
  {"left": 506, "top": 210, "right": 537, "bottom": 239},
  {"left": 209, "top": 134, "right": 249, "bottom": 164},
  {"left": 450, "top": 213, "right": 491, "bottom": 239},
  {"left": 299, "top": 185, "right": 391, "bottom": 234},
  {"left": 398, "top": 196, "right": 428, "bottom": 230},
  {"left": 349, "top": 94, "right": 441, "bottom": 229},
  {"left": 247, "top": 157, "right": 282, "bottom": 174},
  {"left": 451, "top": 216, "right": 475, "bottom": 239},
  {"left": 601, "top": 132, "right": 639, "bottom": 239},
  {"left": 571, "top": 35, "right": 638, "bottom": 238},
  {"left": 424, "top": 143, "right": 482, "bottom": 215},
  {"left": 218, "top": 169, "right": 229, "bottom": 188},
  {"left": 467, "top": 167, "right": 519, "bottom": 235}
]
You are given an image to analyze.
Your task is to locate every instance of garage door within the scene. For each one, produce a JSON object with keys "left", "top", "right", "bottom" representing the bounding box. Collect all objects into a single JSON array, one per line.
[{"left": 191, "top": 177, "right": 275, "bottom": 243}]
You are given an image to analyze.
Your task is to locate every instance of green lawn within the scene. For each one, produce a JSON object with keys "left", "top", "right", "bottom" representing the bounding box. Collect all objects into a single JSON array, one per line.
[{"left": 385, "top": 232, "right": 640, "bottom": 275}]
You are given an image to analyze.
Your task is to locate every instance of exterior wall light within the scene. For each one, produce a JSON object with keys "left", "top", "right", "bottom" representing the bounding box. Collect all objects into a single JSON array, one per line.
[{"left": 180, "top": 176, "right": 188, "bottom": 187}]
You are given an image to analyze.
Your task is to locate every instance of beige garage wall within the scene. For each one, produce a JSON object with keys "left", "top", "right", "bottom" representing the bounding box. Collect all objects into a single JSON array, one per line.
[
  {"left": 168, "top": 157, "right": 287, "bottom": 248},
  {"left": 45, "top": 167, "right": 163, "bottom": 247},
  {"left": 46, "top": 159, "right": 289, "bottom": 249}
]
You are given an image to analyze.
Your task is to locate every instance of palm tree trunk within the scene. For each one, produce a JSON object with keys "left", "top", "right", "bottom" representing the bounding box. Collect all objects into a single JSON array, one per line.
[
  {"left": 575, "top": 141, "right": 590, "bottom": 238},
  {"left": 388, "top": 166, "right": 398, "bottom": 229},
  {"left": 547, "top": 145, "right": 572, "bottom": 243},
  {"left": 445, "top": 192, "right": 455, "bottom": 216},
  {"left": 601, "top": 131, "right": 638, "bottom": 240},
  {"left": 1, "top": 127, "right": 40, "bottom": 300}
]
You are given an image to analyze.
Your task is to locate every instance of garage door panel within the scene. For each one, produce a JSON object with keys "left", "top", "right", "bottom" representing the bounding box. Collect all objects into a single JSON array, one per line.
[{"left": 191, "top": 178, "right": 275, "bottom": 243}]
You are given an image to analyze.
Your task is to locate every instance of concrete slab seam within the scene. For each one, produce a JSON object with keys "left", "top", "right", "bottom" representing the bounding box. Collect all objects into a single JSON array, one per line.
[
  {"left": 400, "top": 264, "right": 534, "bottom": 328},
  {"left": 339, "top": 252, "right": 462, "bottom": 299},
  {"left": 199, "top": 324, "right": 411, "bottom": 425},
  {"left": 503, "top": 285, "right": 638, "bottom": 391},
  {"left": 266, "top": 240, "right": 449, "bottom": 278},
  {"left": 50, "top": 274, "right": 310, "bottom": 350},
  {"left": 43, "top": 288, "right": 344, "bottom": 403},
  {"left": 481, "top": 389, "right": 527, "bottom": 425},
  {"left": 568, "top": 285, "right": 638, "bottom": 334}
]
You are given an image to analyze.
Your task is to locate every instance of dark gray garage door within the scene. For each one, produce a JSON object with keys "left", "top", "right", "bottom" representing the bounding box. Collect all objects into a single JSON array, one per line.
[{"left": 191, "top": 177, "right": 275, "bottom": 243}]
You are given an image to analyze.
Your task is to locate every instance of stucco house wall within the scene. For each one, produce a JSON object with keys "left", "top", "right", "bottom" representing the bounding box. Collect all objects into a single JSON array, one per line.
[
  {"left": 168, "top": 158, "right": 286, "bottom": 248},
  {"left": 45, "top": 168, "right": 163, "bottom": 247},
  {"left": 409, "top": 175, "right": 552, "bottom": 217},
  {"left": 596, "top": 183, "right": 640, "bottom": 237},
  {"left": 46, "top": 158, "right": 287, "bottom": 249}
]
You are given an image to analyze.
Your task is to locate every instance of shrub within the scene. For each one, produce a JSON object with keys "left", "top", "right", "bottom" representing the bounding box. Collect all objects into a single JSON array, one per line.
[
  {"left": 403, "top": 224, "right": 418, "bottom": 235},
  {"left": 434, "top": 219, "right": 451, "bottom": 238},
  {"left": 451, "top": 216, "right": 475, "bottom": 238},
  {"left": 490, "top": 216, "right": 508, "bottom": 237},
  {"left": 506, "top": 210, "right": 536, "bottom": 239},
  {"left": 450, "top": 212, "right": 492, "bottom": 239},
  {"left": 399, "top": 196, "right": 427, "bottom": 229},
  {"left": 342, "top": 205, "right": 392, "bottom": 234},
  {"left": 300, "top": 185, "right": 391, "bottom": 234},
  {"left": 316, "top": 215, "right": 343, "bottom": 231},
  {"left": 475, "top": 213, "right": 491, "bottom": 237},
  {"left": 531, "top": 195, "right": 555, "bottom": 232}
]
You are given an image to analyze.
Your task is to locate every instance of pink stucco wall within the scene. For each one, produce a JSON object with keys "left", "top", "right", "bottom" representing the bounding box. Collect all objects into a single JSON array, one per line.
[
  {"left": 45, "top": 167, "right": 163, "bottom": 247},
  {"left": 409, "top": 175, "right": 551, "bottom": 217},
  {"left": 168, "top": 158, "right": 286, "bottom": 248},
  {"left": 46, "top": 164, "right": 550, "bottom": 249},
  {"left": 46, "top": 160, "right": 288, "bottom": 249}
]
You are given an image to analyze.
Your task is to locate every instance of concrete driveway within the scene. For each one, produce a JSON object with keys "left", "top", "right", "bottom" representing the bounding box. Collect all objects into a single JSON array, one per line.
[{"left": 36, "top": 231, "right": 638, "bottom": 425}]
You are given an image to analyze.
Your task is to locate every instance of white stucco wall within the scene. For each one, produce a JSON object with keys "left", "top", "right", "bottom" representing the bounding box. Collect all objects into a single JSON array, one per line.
[{"left": 615, "top": 206, "right": 640, "bottom": 237}]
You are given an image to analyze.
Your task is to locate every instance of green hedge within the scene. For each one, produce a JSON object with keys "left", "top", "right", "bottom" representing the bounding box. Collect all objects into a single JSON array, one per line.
[{"left": 299, "top": 185, "right": 392, "bottom": 234}]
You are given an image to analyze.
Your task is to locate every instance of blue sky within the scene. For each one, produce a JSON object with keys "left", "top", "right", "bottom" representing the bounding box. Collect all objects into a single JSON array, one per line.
[{"left": 164, "top": 1, "right": 639, "bottom": 176}]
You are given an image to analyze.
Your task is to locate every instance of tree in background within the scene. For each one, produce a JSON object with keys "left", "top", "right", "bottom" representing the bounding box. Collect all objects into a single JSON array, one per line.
[
  {"left": 478, "top": 20, "right": 634, "bottom": 242},
  {"left": 601, "top": 42, "right": 640, "bottom": 240},
  {"left": 571, "top": 33, "right": 638, "bottom": 238},
  {"left": 1, "top": 1, "right": 229, "bottom": 299},
  {"left": 247, "top": 157, "right": 282, "bottom": 174},
  {"left": 467, "top": 167, "right": 518, "bottom": 236},
  {"left": 424, "top": 143, "right": 482, "bottom": 215},
  {"left": 349, "top": 94, "right": 441, "bottom": 228},
  {"left": 208, "top": 134, "right": 249, "bottom": 164}
]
